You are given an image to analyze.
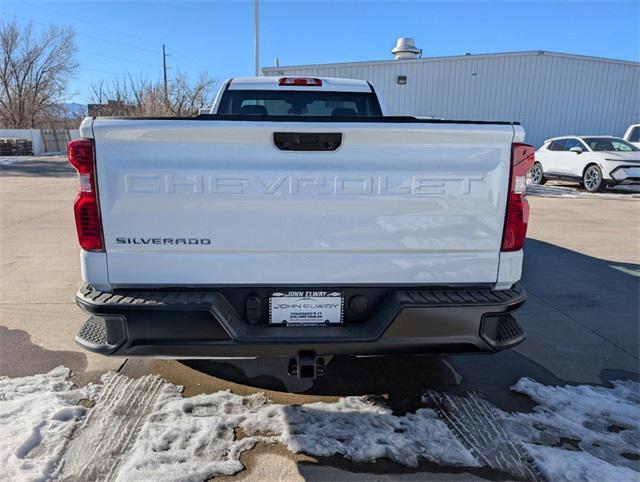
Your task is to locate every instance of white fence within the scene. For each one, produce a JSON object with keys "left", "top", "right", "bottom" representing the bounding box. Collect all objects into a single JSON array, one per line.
[{"left": 0, "top": 129, "right": 80, "bottom": 155}]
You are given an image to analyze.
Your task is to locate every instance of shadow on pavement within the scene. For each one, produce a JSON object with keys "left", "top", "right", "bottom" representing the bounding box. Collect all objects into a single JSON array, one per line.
[
  {"left": 527, "top": 180, "right": 640, "bottom": 198},
  {"left": 184, "top": 351, "right": 565, "bottom": 414},
  {"left": 0, "top": 157, "right": 74, "bottom": 177},
  {"left": 184, "top": 238, "right": 639, "bottom": 412},
  {"left": 521, "top": 238, "right": 639, "bottom": 357},
  {"left": 295, "top": 456, "right": 511, "bottom": 481},
  {"left": 0, "top": 326, "right": 87, "bottom": 378}
]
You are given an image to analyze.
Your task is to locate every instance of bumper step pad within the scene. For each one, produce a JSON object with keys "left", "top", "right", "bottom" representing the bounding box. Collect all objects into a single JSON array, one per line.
[
  {"left": 77, "top": 318, "right": 107, "bottom": 346},
  {"left": 496, "top": 315, "right": 526, "bottom": 345},
  {"left": 75, "top": 315, "right": 126, "bottom": 354},
  {"left": 480, "top": 313, "right": 526, "bottom": 349}
]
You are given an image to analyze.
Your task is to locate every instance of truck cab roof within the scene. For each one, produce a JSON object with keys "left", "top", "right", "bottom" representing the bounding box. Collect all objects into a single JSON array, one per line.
[{"left": 227, "top": 76, "right": 374, "bottom": 93}]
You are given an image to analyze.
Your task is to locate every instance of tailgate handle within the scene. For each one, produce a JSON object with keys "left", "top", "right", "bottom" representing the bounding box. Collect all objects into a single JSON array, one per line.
[{"left": 273, "top": 132, "right": 342, "bottom": 151}]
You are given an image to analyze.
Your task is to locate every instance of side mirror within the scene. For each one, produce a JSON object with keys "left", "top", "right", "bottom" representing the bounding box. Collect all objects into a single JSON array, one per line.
[{"left": 569, "top": 146, "right": 583, "bottom": 154}]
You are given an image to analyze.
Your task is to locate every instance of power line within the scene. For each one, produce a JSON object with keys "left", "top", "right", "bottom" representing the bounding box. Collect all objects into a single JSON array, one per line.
[
  {"left": 2, "top": 10, "right": 210, "bottom": 83},
  {"left": 80, "top": 50, "right": 158, "bottom": 67},
  {"left": 21, "top": 0, "right": 158, "bottom": 51},
  {"left": 19, "top": 1, "right": 207, "bottom": 75},
  {"left": 0, "top": 11, "right": 157, "bottom": 54},
  {"left": 73, "top": 30, "right": 157, "bottom": 55},
  {"left": 80, "top": 67, "right": 124, "bottom": 75},
  {"left": 0, "top": 11, "right": 203, "bottom": 76}
]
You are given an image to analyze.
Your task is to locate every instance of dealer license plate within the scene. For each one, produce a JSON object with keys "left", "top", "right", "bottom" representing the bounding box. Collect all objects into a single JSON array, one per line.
[{"left": 269, "top": 291, "right": 343, "bottom": 326}]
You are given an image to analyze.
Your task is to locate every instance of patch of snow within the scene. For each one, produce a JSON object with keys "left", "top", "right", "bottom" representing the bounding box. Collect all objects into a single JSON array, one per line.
[
  {"left": 117, "top": 390, "right": 477, "bottom": 482},
  {"left": 0, "top": 156, "right": 36, "bottom": 166},
  {"left": 2, "top": 368, "right": 638, "bottom": 481},
  {"left": 526, "top": 183, "right": 579, "bottom": 198},
  {"left": 526, "top": 181, "right": 640, "bottom": 199},
  {"left": 60, "top": 372, "right": 170, "bottom": 481},
  {"left": 503, "top": 378, "right": 640, "bottom": 473},
  {"left": 282, "top": 397, "right": 477, "bottom": 467},
  {"left": 524, "top": 445, "right": 639, "bottom": 482},
  {"left": 0, "top": 367, "right": 91, "bottom": 482}
]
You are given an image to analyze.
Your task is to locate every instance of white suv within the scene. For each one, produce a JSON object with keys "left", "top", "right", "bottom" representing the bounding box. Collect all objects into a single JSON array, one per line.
[
  {"left": 532, "top": 136, "right": 640, "bottom": 192},
  {"left": 623, "top": 124, "right": 640, "bottom": 148}
]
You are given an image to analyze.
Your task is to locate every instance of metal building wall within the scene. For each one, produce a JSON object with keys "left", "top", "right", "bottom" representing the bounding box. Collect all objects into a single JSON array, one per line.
[{"left": 263, "top": 51, "right": 640, "bottom": 147}]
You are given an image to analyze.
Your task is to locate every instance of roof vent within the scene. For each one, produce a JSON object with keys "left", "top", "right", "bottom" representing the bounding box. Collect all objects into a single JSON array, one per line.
[{"left": 392, "top": 37, "right": 422, "bottom": 60}]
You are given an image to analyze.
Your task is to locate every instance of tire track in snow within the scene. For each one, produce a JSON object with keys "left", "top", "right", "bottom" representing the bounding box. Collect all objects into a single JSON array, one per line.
[
  {"left": 424, "top": 390, "right": 544, "bottom": 481},
  {"left": 60, "top": 372, "right": 166, "bottom": 481}
]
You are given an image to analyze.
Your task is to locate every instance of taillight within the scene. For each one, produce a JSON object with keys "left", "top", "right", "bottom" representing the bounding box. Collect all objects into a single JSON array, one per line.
[
  {"left": 68, "top": 139, "right": 104, "bottom": 251},
  {"left": 501, "top": 143, "right": 535, "bottom": 252},
  {"left": 278, "top": 77, "right": 322, "bottom": 86}
]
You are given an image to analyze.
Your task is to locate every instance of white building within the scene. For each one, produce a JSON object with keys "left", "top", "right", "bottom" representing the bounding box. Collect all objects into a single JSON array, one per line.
[{"left": 263, "top": 42, "right": 640, "bottom": 147}]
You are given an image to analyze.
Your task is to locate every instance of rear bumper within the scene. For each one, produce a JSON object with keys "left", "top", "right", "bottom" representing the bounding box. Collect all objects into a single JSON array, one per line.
[{"left": 75, "top": 283, "right": 527, "bottom": 358}]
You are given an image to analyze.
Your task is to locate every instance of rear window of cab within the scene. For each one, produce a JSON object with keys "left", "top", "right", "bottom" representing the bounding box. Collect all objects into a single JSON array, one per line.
[{"left": 218, "top": 90, "right": 382, "bottom": 117}]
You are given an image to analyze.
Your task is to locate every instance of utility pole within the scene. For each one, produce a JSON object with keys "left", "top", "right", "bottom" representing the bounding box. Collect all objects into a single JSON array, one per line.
[
  {"left": 162, "top": 44, "right": 168, "bottom": 112},
  {"left": 254, "top": 0, "right": 260, "bottom": 76}
]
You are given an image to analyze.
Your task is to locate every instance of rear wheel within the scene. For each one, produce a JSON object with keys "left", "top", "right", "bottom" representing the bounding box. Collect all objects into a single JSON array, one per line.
[
  {"left": 530, "top": 162, "right": 546, "bottom": 185},
  {"left": 583, "top": 164, "right": 604, "bottom": 192}
]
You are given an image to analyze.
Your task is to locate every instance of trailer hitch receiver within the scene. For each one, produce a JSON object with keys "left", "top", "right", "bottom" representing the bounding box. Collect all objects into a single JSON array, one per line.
[{"left": 288, "top": 352, "right": 325, "bottom": 379}]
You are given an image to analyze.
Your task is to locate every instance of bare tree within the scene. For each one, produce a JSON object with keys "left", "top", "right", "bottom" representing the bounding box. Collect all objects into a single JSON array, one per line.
[
  {"left": 89, "top": 71, "right": 216, "bottom": 117},
  {"left": 0, "top": 20, "right": 78, "bottom": 128},
  {"left": 89, "top": 78, "right": 138, "bottom": 116},
  {"left": 167, "top": 72, "right": 215, "bottom": 116}
]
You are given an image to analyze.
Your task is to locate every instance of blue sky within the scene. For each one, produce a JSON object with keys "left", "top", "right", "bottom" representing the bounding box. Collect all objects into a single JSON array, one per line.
[{"left": 2, "top": 0, "right": 638, "bottom": 103}]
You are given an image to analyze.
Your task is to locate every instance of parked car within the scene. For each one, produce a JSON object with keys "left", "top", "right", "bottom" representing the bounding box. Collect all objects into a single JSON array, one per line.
[
  {"left": 623, "top": 124, "right": 640, "bottom": 148},
  {"left": 532, "top": 136, "right": 640, "bottom": 192},
  {"left": 68, "top": 76, "right": 534, "bottom": 380}
]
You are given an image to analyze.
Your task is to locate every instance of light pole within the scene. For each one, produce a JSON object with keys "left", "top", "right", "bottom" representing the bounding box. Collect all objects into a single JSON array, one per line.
[{"left": 254, "top": 0, "right": 260, "bottom": 76}]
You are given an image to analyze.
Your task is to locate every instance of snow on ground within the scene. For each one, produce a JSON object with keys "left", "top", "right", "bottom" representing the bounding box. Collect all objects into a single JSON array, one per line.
[
  {"left": 1, "top": 368, "right": 638, "bottom": 481},
  {"left": 0, "top": 156, "right": 37, "bottom": 166},
  {"left": 0, "top": 367, "right": 96, "bottom": 481},
  {"left": 118, "top": 389, "right": 478, "bottom": 482},
  {"left": 525, "top": 445, "right": 638, "bottom": 482},
  {"left": 526, "top": 181, "right": 640, "bottom": 199},
  {"left": 0, "top": 154, "right": 66, "bottom": 166},
  {"left": 502, "top": 378, "right": 640, "bottom": 481}
]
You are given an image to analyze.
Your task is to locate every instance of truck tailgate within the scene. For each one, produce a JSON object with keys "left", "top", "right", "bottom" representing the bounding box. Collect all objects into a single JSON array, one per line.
[{"left": 91, "top": 119, "right": 518, "bottom": 286}]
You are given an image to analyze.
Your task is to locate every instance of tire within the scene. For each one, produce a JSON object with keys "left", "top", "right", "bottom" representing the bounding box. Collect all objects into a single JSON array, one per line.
[
  {"left": 530, "top": 162, "right": 546, "bottom": 185},
  {"left": 582, "top": 164, "right": 604, "bottom": 192}
]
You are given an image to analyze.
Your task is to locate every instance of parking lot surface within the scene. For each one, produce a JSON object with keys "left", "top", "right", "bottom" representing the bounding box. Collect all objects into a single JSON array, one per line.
[{"left": 1, "top": 156, "right": 638, "bottom": 480}]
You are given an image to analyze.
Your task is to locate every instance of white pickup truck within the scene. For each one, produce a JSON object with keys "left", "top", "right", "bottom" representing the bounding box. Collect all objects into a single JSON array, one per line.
[{"left": 69, "top": 77, "right": 534, "bottom": 379}]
